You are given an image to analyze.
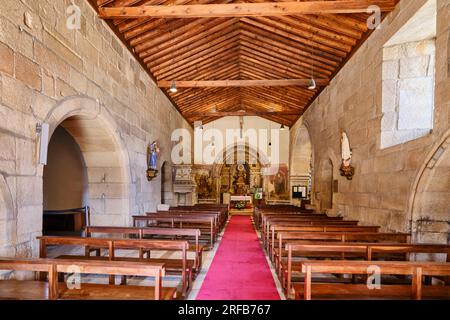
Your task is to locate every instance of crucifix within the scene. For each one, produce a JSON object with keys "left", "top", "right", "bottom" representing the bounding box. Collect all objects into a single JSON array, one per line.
[{"left": 239, "top": 116, "right": 244, "bottom": 138}]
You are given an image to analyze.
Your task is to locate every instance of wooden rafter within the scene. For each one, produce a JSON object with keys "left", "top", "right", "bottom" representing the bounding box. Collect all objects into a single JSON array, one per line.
[
  {"left": 99, "top": 1, "right": 397, "bottom": 19},
  {"left": 89, "top": 0, "right": 399, "bottom": 127},
  {"left": 157, "top": 79, "right": 329, "bottom": 88}
]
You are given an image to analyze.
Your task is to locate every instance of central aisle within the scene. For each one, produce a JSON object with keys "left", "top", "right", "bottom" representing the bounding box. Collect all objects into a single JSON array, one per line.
[{"left": 196, "top": 215, "right": 280, "bottom": 300}]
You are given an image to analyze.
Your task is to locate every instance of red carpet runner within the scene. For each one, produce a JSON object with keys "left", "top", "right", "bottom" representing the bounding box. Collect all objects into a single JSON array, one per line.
[{"left": 196, "top": 215, "right": 280, "bottom": 300}]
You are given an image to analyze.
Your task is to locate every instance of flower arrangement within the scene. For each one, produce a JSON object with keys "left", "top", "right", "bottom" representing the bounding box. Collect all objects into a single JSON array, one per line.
[{"left": 235, "top": 201, "right": 246, "bottom": 210}]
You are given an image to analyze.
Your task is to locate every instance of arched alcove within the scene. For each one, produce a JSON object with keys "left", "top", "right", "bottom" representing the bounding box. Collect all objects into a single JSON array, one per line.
[
  {"left": 0, "top": 174, "right": 16, "bottom": 257},
  {"left": 43, "top": 96, "right": 131, "bottom": 227},
  {"left": 290, "top": 124, "right": 313, "bottom": 205},
  {"left": 160, "top": 161, "right": 173, "bottom": 205},
  {"left": 319, "top": 159, "right": 334, "bottom": 212},
  {"left": 43, "top": 125, "right": 89, "bottom": 235},
  {"left": 409, "top": 131, "right": 450, "bottom": 245}
]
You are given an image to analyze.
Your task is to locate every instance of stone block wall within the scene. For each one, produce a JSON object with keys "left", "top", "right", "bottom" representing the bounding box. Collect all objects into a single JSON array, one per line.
[
  {"left": 381, "top": 39, "right": 436, "bottom": 148},
  {"left": 0, "top": 0, "right": 192, "bottom": 257},
  {"left": 291, "top": 0, "right": 450, "bottom": 241}
]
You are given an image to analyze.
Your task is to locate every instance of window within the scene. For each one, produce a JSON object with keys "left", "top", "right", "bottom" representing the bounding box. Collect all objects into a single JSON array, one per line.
[{"left": 381, "top": 0, "right": 436, "bottom": 149}]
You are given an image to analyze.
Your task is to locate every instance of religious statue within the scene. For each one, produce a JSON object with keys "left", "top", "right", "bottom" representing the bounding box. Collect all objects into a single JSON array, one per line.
[
  {"left": 146, "top": 141, "right": 160, "bottom": 181},
  {"left": 148, "top": 141, "right": 160, "bottom": 170},
  {"left": 339, "top": 132, "right": 355, "bottom": 180}
]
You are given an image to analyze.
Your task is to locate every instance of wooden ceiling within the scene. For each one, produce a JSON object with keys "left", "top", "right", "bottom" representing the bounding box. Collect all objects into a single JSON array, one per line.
[{"left": 89, "top": 0, "right": 399, "bottom": 126}]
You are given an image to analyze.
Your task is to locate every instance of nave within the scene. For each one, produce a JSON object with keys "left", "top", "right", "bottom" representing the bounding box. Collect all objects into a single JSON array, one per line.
[
  {"left": 0, "top": 203, "right": 449, "bottom": 300},
  {"left": 0, "top": 0, "right": 449, "bottom": 304}
]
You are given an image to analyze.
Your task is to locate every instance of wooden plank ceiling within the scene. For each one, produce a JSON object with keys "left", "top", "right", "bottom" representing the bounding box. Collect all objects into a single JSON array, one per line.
[{"left": 89, "top": 0, "right": 398, "bottom": 126}]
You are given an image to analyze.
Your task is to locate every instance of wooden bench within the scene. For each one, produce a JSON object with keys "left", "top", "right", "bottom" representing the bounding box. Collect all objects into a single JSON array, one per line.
[
  {"left": 298, "top": 260, "right": 450, "bottom": 300},
  {"left": 169, "top": 206, "right": 228, "bottom": 229},
  {"left": 285, "top": 242, "right": 450, "bottom": 297},
  {"left": 266, "top": 224, "right": 381, "bottom": 256},
  {"left": 133, "top": 214, "right": 216, "bottom": 248},
  {"left": 274, "top": 232, "right": 410, "bottom": 273},
  {"left": 84, "top": 226, "right": 204, "bottom": 273},
  {"left": 37, "top": 236, "right": 192, "bottom": 296},
  {"left": 261, "top": 215, "right": 344, "bottom": 236},
  {"left": 257, "top": 210, "right": 322, "bottom": 230},
  {"left": 263, "top": 219, "right": 359, "bottom": 247},
  {"left": 0, "top": 258, "right": 175, "bottom": 300}
]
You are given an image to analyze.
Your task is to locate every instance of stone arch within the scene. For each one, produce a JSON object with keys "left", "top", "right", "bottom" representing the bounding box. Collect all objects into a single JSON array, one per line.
[
  {"left": 290, "top": 124, "right": 313, "bottom": 204},
  {"left": 408, "top": 129, "right": 450, "bottom": 244},
  {"left": 0, "top": 174, "right": 16, "bottom": 256},
  {"left": 43, "top": 96, "right": 131, "bottom": 226},
  {"left": 318, "top": 158, "right": 334, "bottom": 212}
]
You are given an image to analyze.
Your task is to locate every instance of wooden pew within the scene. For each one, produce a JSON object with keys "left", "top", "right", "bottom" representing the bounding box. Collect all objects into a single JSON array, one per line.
[
  {"left": 133, "top": 214, "right": 216, "bottom": 248},
  {"left": 285, "top": 242, "right": 450, "bottom": 298},
  {"left": 255, "top": 207, "right": 317, "bottom": 229},
  {"left": 274, "top": 232, "right": 410, "bottom": 273},
  {"left": 299, "top": 260, "right": 450, "bottom": 300},
  {"left": 0, "top": 258, "right": 175, "bottom": 300},
  {"left": 84, "top": 226, "right": 204, "bottom": 272},
  {"left": 37, "top": 236, "right": 191, "bottom": 296},
  {"left": 261, "top": 214, "right": 343, "bottom": 234},
  {"left": 263, "top": 219, "right": 359, "bottom": 246},
  {"left": 266, "top": 224, "right": 380, "bottom": 256},
  {"left": 170, "top": 205, "right": 229, "bottom": 229},
  {"left": 0, "top": 258, "right": 58, "bottom": 299}
]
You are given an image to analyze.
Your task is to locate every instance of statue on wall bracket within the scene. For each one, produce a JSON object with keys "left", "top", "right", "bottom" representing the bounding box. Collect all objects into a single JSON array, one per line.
[
  {"left": 146, "top": 141, "right": 160, "bottom": 181},
  {"left": 339, "top": 132, "right": 355, "bottom": 180}
]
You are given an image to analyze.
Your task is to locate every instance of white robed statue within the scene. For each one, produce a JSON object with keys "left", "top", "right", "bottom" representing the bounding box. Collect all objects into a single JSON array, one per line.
[{"left": 341, "top": 132, "right": 352, "bottom": 166}]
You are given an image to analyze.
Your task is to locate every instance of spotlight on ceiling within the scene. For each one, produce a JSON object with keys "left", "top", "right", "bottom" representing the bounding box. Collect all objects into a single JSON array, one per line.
[
  {"left": 169, "top": 81, "right": 177, "bottom": 93},
  {"left": 280, "top": 124, "right": 286, "bottom": 131},
  {"left": 308, "top": 78, "right": 316, "bottom": 90},
  {"left": 211, "top": 105, "right": 217, "bottom": 113}
]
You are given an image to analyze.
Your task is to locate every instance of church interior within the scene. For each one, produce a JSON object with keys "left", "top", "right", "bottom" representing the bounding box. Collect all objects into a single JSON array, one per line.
[{"left": 0, "top": 0, "right": 449, "bottom": 301}]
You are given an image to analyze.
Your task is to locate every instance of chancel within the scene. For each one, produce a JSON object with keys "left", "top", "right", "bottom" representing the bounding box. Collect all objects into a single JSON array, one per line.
[{"left": 0, "top": 0, "right": 449, "bottom": 302}]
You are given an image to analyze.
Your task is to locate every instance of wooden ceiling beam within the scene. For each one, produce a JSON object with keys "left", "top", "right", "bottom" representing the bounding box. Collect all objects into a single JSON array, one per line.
[
  {"left": 158, "top": 79, "right": 329, "bottom": 88},
  {"left": 153, "top": 39, "right": 240, "bottom": 78},
  {"left": 239, "top": 22, "right": 341, "bottom": 64},
  {"left": 99, "top": 1, "right": 397, "bottom": 19},
  {"left": 241, "top": 17, "right": 347, "bottom": 58},
  {"left": 140, "top": 18, "right": 239, "bottom": 60},
  {"left": 184, "top": 111, "right": 302, "bottom": 117},
  {"left": 145, "top": 19, "right": 239, "bottom": 67},
  {"left": 155, "top": 47, "right": 240, "bottom": 80},
  {"left": 239, "top": 39, "right": 332, "bottom": 78}
]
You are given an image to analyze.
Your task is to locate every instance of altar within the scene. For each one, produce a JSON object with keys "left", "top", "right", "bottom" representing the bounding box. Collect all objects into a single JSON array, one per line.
[{"left": 230, "top": 195, "right": 252, "bottom": 203}]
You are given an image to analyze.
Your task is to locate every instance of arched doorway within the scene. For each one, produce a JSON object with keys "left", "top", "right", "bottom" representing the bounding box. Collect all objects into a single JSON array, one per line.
[
  {"left": 410, "top": 132, "right": 450, "bottom": 245},
  {"left": 0, "top": 174, "right": 15, "bottom": 257},
  {"left": 42, "top": 125, "right": 89, "bottom": 235},
  {"left": 43, "top": 96, "right": 131, "bottom": 229},
  {"left": 290, "top": 124, "right": 313, "bottom": 205},
  {"left": 160, "top": 161, "right": 173, "bottom": 205},
  {"left": 319, "top": 159, "right": 334, "bottom": 212},
  {"left": 209, "top": 143, "right": 270, "bottom": 205}
]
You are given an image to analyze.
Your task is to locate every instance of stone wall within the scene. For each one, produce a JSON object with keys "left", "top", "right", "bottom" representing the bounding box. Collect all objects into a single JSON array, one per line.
[
  {"left": 291, "top": 0, "right": 450, "bottom": 241},
  {"left": 0, "top": 0, "right": 192, "bottom": 257},
  {"left": 381, "top": 39, "right": 436, "bottom": 148}
]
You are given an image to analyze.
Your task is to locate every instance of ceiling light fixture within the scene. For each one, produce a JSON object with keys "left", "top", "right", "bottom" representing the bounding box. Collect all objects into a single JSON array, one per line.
[
  {"left": 169, "top": 81, "right": 177, "bottom": 93},
  {"left": 308, "top": 78, "right": 316, "bottom": 90},
  {"left": 280, "top": 124, "right": 286, "bottom": 130}
]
